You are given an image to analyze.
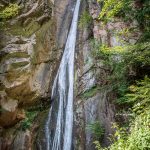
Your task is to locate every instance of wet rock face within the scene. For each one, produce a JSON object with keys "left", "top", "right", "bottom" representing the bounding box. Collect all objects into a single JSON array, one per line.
[
  {"left": 0, "top": 130, "right": 32, "bottom": 150},
  {"left": 0, "top": 109, "right": 25, "bottom": 127},
  {"left": 54, "top": 0, "right": 76, "bottom": 48},
  {"left": 12, "top": 130, "right": 32, "bottom": 150},
  {"left": 84, "top": 92, "right": 115, "bottom": 148},
  {"left": 74, "top": 0, "right": 140, "bottom": 149}
]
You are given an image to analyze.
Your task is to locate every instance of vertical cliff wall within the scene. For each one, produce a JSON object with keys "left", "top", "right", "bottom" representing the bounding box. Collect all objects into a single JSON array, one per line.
[
  {"left": 73, "top": 0, "right": 142, "bottom": 149},
  {"left": 0, "top": 0, "right": 143, "bottom": 149},
  {"left": 74, "top": 1, "right": 115, "bottom": 149}
]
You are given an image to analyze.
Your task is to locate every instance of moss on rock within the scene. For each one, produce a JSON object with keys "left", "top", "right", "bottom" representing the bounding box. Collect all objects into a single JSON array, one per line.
[
  {"left": 6, "top": 70, "right": 29, "bottom": 82},
  {"left": 10, "top": 61, "right": 29, "bottom": 69},
  {"left": 9, "top": 21, "right": 40, "bottom": 37},
  {"left": 1, "top": 52, "right": 29, "bottom": 63}
]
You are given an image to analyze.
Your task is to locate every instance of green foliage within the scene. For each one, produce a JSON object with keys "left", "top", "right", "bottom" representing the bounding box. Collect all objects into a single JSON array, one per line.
[
  {"left": 21, "top": 118, "right": 31, "bottom": 131},
  {"left": 81, "top": 86, "right": 99, "bottom": 99},
  {"left": 96, "top": 77, "right": 150, "bottom": 150},
  {"left": 124, "top": 42, "right": 150, "bottom": 66},
  {"left": 79, "top": 10, "right": 92, "bottom": 29},
  {"left": 93, "top": 41, "right": 150, "bottom": 67},
  {"left": 92, "top": 40, "right": 150, "bottom": 88},
  {"left": 116, "top": 83, "right": 129, "bottom": 104},
  {"left": 107, "top": 111, "right": 150, "bottom": 150},
  {"left": 98, "top": 0, "right": 127, "bottom": 21},
  {"left": 134, "top": 0, "right": 150, "bottom": 28},
  {"left": 10, "top": 61, "right": 29, "bottom": 69},
  {"left": 91, "top": 38, "right": 150, "bottom": 150},
  {"left": 86, "top": 121, "right": 105, "bottom": 140},
  {"left": 94, "top": 1, "right": 150, "bottom": 149},
  {"left": 98, "top": 0, "right": 150, "bottom": 27},
  {"left": 126, "top": 76, "right": 150, "bottom": 114},
  {"left": 20, "top": 111, "right": 37, "bottom": 131},
  {"left": 91, "top": 41, "right": 128, "bottom": 87},
  {"left": 0, "top": 4, "right": 20, "bottom": 19},
  {"left": 94, "top": 141, "right": 106, "bottom": 150},
  {"left": 126, "top": 111, "right": 150, "bottom": 150}
]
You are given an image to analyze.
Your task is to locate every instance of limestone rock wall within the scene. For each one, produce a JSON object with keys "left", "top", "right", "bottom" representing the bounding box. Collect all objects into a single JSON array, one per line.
[
  {"left": 74, "top": 0, "right": 141, "bottom": 149},
  {"left": 0, "top": 0, "right": 57, "bottom": 128},
  {"left": 0, "top": 0, "right": 78, "bottom": 149}
]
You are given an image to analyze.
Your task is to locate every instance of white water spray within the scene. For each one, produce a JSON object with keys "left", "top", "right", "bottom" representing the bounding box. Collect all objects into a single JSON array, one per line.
[{"left": 45, "top": 0, "right": 81, "bottom": 149}]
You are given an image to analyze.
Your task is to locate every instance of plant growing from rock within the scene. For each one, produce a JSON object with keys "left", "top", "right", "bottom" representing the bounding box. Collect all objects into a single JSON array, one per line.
[
  {"left": 79, "top": 10, "right": 92, "bottom": 29},
  {"left": 81, "top": 86, "right": 99, "bottom": 99},
  {"left": 20, "top": 111, "right": 37, "bottom": 131},
  {"left": 86, "top": 121, "right": 105, "bottom": 140},
  {"left": 0, "top": 3, "right": 20, "bottom": 19}
]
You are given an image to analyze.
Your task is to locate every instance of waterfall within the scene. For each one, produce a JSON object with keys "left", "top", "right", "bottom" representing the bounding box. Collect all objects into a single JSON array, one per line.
[{"left": 45, "top": 0, "right": 81, "bottom": 149}]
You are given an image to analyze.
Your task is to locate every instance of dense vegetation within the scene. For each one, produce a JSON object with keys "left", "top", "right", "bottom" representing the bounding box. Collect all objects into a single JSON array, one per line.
[
  {"left": 0, "top": 4, "right": 20, "bottom": 19},
  {"left": 90, "top": 0, "right": 150, "bottom": 149},
  {"left": 0, "top": 3, "right": 20, "bottom": 26}
]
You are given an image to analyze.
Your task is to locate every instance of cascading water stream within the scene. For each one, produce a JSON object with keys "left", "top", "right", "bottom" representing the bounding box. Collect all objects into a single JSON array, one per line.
[{"left": 45, "top": 0, "right": 81, "bottom": 149}]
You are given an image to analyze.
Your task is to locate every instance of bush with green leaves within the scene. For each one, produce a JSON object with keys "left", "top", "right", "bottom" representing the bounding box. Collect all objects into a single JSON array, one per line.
[
  {"left": 86, "top": 121, "right": 105, "bottom": 140},
  {"left": 126, "top": 76, "right": 150, "bottom": 114},
  {"left": 79, "top": 10, "right": 92, "bottom": 29},
  {"left": 91, "top": 41, "right": 127, "bottom": 87},
  {"left": 81, "top": 86, "right": 99, "bottom": 99},
  {"left": 98, "top": 0, "right": 150, "bottom": 25},
  {"left": 91, "top": 39, "right": 150, "bottom": 150},
  {"left": 93, "top": 1, "right": 150, "bottom": 149},
  {"left": 98, "top": 0, "right": 128, "bottom": 21},
  {"left": 91, "top": 40, "right": 150, "bottom": 90},
  {"left": 94, "top": 77, "right": 150, "bottom": 150},
  {"left": 98, "top": 0, "right": 150, "bottom": 42},
  {"left": 0, "top": 3, "right": 20, "bottom": 20},
  {"left": 20, "top": 111, "right": 37, "bottom": 131},
  {"left": 105, "top": 111, "right": 150, "bottom": 150}
]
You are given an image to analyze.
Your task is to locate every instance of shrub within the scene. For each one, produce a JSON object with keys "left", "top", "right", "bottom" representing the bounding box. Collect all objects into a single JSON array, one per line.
[
  {"left": 91, "top": 40, "right": 150, "bottom": 85},
  {"left": 79, "top": 10, "right": 92, "bottom": 29},
  {"left": 98, "top": 0, "right": 127, "bottom": 21},
  {"left": 108, "top": 111, "right": 150, "bottom": 150},
  {"left": 86, "top": 121, "right": 105, "bottom": 140},
  {"left": 93, "top": 1, "right": 150, "bottom": 149},
  {"left": 95, "top": 77, "right": 150, "bottom": 150},
  {"left": 98, "top": 0, "right": 150, "bottom": 27},
  {"left": 126, "top": 76, "right": 150, "bottom": 114},
  {"left": 20, "top": 111, "right": 37, "bottom": 131},
  {"left": 81, "top": 86, "right": 99, "bottom": 99},
  {"left": 0, "top": 4, "right": 20, "bottom": 19}
]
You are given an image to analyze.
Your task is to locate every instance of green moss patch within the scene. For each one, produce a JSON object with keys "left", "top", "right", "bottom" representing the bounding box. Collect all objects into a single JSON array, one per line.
[
  {"left": 6, "top": 70, "right": 28, "bottom": 82},
  {"left": 80, "top": 86, "right": 99, "bottom": 99},
  {"left": 1, "top": 52, "right": 29, "bottom": 62},
  {"left": 10, "top": 61, "right": 29, "bottom": 69},
  {"left": 20, "top": 111, "right": 38, "bottom": 131},
  {"left": 9, "top": 21, "right": 40, "bottom": 37}
]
